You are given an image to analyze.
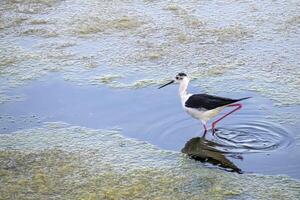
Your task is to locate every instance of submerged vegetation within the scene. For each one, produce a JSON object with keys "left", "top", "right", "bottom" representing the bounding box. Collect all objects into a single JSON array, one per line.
[
  {"left": 1, "top": 122, "right": 300, "bottom": 199},
  {"left": 0, "top": 0, "right": 299, "bottom": 106}
]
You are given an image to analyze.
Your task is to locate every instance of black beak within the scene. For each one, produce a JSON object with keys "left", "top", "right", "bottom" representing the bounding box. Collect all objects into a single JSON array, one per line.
[{"left": 158, "top": 80, "right": 174, "bottom": 89}]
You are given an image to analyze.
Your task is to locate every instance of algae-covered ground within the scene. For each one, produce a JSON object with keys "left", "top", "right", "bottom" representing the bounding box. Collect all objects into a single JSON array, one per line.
[
  {"left": 1, "top": 122, "right": 300, "bottom": 200},
  {"left": 0, "top": 0, "right": 299, "bottom": 105}
]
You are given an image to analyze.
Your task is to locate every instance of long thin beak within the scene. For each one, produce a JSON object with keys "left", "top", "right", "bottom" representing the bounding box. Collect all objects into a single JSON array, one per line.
[{"left": 158, "top": 80, "right": 174, "bottom": 89}]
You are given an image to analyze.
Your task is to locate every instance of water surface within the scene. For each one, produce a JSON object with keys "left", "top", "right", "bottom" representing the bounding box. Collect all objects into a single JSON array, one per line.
[{"left": 1, "top": 76, "right": 299, "bottom": 178}]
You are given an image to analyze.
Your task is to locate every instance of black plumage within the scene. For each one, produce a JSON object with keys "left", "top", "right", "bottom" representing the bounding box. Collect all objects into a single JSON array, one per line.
[
  {"left": 178, "top": 72, "right": 187, "bottom": 76},
  {"left": 185, "top": 94, "right": 251, "bottom": 110}
]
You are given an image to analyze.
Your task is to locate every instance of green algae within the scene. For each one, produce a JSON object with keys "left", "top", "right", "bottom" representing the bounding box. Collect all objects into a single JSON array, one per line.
[
  {"left": 72, "top": 16, "right": 143, "bottom": 36},
  {"left": 21, "top": 28, "right": 58, "bottom": 37},
  {"left": 0, "top": 122, "right": 300, "bottom": 199},
  {"left": 89, "top": 74, "right": 123, "bottom": 85},
  {"left": 0, "top": 0, "right": 299, "bottom": 108},
  {"left": 165, "top": 4, "right": 205, "bottom": 29}
]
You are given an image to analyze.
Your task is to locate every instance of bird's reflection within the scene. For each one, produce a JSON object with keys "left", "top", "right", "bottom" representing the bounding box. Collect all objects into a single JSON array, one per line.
[{"left": 181, "top": 136, "right": 242, "bottom": 173}]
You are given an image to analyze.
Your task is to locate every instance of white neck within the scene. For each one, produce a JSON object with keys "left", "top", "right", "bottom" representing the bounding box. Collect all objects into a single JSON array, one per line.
[{"left": 179, "top": 77, "right": 189, "bottom": 97}]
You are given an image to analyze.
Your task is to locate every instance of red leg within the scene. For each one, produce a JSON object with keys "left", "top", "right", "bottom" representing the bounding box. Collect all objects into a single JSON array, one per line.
[{"left": 212, "top": 103, "right": 242, "bottom": 135}]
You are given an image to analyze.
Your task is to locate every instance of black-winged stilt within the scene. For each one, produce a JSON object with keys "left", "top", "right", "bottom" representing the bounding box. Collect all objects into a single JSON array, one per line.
[{"left": 158, "top": 73, "right": 251, "bottom": 135}]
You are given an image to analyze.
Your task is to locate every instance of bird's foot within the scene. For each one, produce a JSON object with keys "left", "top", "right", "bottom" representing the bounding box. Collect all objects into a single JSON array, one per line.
[{"left": 212, "top": 128, "right": 218, "bottom": 135}]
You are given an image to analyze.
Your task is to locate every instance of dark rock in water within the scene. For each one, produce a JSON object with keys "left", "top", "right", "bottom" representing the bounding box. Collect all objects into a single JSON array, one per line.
[{"left": 182, "top": 137, "right": 242, "bottom": 173}]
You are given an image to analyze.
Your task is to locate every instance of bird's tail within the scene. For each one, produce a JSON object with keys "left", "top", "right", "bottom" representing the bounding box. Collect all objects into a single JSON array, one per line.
[{"left": 237, "top": 97, "right": 252, "bottom": 101}]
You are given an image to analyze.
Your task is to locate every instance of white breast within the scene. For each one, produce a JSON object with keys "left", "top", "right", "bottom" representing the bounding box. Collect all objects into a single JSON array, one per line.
[
  {"left": 184, "top": 105, "right": 225, "bottom": 123},
  {"left": 180, "top": 92, "right": 225, "bottom": 123},
  {"left": 180, "top": 94, "right": 192, "bottom": 108}
]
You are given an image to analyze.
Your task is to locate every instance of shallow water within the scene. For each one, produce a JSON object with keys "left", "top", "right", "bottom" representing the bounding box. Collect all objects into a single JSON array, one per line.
[
  {"left": 1, "top": 75, "right": 300, "bottom": 179},
  {"left": 1, "top": 122, "right": 300, "bottom": 199}
]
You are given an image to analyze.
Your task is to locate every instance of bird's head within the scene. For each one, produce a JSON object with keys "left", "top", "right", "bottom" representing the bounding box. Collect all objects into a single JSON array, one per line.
[{"left": 158, "top": 72, "right": 188, "bottom": 89}]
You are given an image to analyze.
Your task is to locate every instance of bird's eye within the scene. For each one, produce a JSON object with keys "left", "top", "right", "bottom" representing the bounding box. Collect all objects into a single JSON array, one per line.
[{"left": 176, "top": 76, "right": 179, "bottom": 80}]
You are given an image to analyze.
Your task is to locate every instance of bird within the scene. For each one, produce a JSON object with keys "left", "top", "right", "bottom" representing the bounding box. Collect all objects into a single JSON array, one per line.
[{"left": 158, "top": 73, "right": 251, "bottom": 135}]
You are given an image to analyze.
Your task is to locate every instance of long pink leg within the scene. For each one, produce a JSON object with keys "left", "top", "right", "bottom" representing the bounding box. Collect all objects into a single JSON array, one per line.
[{"left": 212, "top": 103, "right": 242, "bottom": 135}]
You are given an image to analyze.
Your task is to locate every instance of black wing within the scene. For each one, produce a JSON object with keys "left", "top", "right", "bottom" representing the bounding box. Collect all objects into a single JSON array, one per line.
[{"left": 185, "top": 94, "right": 250, "bottom": 110}]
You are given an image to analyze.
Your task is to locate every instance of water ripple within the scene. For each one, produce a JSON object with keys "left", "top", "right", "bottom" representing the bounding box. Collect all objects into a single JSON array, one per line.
[{"left": 212, "top": 121, "right": 293, "bottom": 154}]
